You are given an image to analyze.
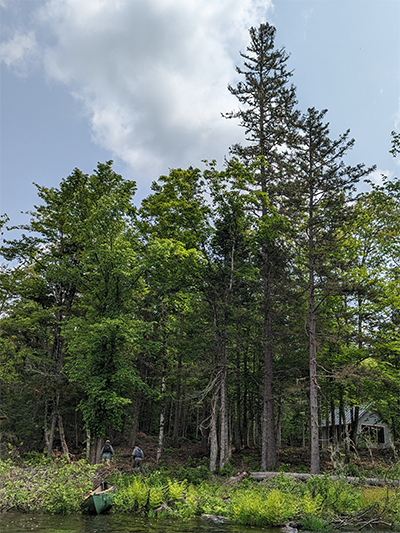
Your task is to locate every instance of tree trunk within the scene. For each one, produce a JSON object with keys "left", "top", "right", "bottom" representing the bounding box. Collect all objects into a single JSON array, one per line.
[
  {"left": 234, "top": 353, "right": 243, "bottom": 452},
  {"left": 276, "top": 397, "right": 282, "bottom": 448},
  {"left": 95, "top": 437, "right": 104, "bottom": 464},
  {"left": 219, "top": 337, "right": 229, "bottom": 470},
  {"left": 172, "top": 357, "right": 183, "bottom": 446},
  {"left": 47, "top": 393, "right": 60, "bottom": 458},
  {"left": 156, "top": 363, "right": 167, "bottom": 462},
  {"left": 200, "top": 403, "right": 209, "bottom": 455},
  {"left": 44, "top": 397, "right": 50, "bottom": 450},
  {"left": 309, "top": 274, "right": 320, "bottom": 474},
  {"left": 261, "top": 276, "right": 276, "bottom": 470},
  {"left": 86, "top": 429, "right": 91, "bottom": 461},
  {"left": 47, "top": 411, "right": 57, "bottom": 458},
  {"left": 58, "top": 413, "right": 70, "bottom": 460},
  {"left": 209, "top": 389, "right": 219, "bottom": 472}
]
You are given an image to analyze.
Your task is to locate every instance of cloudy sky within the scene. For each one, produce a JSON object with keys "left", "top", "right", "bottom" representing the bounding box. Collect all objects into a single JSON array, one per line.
[{"left": 1, "top": 0, "right": 399, "bottom": 228}]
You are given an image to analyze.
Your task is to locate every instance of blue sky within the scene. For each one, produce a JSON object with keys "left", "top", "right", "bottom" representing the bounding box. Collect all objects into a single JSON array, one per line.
[{"left": 1, "top": 0, "right": 399, "bottom": 229}]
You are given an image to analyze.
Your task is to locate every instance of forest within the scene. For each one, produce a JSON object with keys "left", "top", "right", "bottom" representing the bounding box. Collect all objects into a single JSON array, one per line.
[{"left": 1, "top": 23, "right": 400, "bottom": 476}]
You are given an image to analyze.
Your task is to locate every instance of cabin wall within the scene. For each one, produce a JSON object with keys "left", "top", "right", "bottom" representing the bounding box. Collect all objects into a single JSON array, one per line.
[{"left": 321, "top": 412, "right": 391, "bottom": 449}]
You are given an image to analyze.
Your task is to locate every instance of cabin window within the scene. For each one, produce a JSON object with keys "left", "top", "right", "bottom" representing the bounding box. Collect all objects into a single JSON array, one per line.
[{"left": 360, "top": 424, "right": 385, "bottom": 445}]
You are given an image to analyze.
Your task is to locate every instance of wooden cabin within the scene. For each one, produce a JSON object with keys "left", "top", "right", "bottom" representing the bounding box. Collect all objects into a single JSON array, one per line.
[{"left": 320, "top": 406, "right": 391, "bottom": 448}]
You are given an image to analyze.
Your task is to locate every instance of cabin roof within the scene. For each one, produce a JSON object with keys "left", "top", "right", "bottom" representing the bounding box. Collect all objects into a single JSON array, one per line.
[{"left": 320, "top": 404, "right": 375, "bottom": 427}]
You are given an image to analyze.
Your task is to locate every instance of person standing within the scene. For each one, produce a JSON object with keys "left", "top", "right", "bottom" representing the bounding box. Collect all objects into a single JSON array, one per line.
[
  {"left": 131, "top": 445, "right": 144, "bottom": 468},
  {"left": 101, "top": 440, "right": 115, "bottom": 465}
]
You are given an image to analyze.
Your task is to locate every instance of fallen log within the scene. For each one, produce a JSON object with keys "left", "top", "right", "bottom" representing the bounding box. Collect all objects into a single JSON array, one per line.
[
  {"left": 223, "top": 471, "right": 249, "bottom": 486},
  {"left": 250, "top": 472, "right": 400, "bottom": 486}
]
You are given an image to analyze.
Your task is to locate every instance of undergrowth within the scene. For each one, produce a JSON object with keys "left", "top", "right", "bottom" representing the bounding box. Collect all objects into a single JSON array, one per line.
[
  {"left": 2, "top": 458, "right": 400, "bottom": 530},
  {"left": 0, "top": 458, "right": 96, "bottom": 514}
]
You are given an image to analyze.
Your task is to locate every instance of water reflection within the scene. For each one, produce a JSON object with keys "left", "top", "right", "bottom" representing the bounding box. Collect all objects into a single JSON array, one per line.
[
  {"left": 0, "top": 512, "right": 275, "bottom": 533},
  {"left": 4, "top": 513, "right": 396, "bottom": 533}
]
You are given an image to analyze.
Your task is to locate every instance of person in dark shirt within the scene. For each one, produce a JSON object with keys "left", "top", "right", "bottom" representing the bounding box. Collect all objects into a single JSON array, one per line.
[
  {"left": 131, "top": 445, "right": 144, "bottom": 469},
  {"left": 101, "top": 440, "right": 115, "bottom": 465}
]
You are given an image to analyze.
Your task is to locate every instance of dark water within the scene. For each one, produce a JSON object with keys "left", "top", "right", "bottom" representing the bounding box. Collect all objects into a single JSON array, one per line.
[{"left": 0, "top": 512, "right": 275, "bottom": 533}]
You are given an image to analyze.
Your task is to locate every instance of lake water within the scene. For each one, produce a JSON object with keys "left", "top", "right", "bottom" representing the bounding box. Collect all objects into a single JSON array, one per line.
[
  {"left": 0, "top": 512, "right": 275, "bottom": 533},
  {"left": 2, "top": 512, "right": 397, "bottom": 533}
]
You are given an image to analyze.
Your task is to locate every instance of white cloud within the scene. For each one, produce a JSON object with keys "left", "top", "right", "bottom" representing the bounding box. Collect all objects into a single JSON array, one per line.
[
  {"left": 29, "top": 0, "right": 273, "bottom": 179},
  {"left": 395, "top": 97, "right": 400, "bottom": 131},
  {"left": 369, "top": 168, "right": 394, "bottom": 186},
  {"left": 0, "top": 29, "right": 37, "bottom": 76}
]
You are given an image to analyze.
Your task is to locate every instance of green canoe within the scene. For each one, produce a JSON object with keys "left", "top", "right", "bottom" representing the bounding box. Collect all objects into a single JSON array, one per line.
[{"left": 82, "top": 481, "right": 117, "bottom": 514}]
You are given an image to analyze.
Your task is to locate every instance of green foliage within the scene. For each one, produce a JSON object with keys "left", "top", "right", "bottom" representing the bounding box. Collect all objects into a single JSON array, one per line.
[
  {"left": 300, "top": 515, "right": 331, "bottom": 532},
  {"left": 0, "top": 459, "right": 96, "bottom": 514},
  {"left": 231, "top": 487, "right": 298, "bottom": 526},
  {"left": 152, "top": 463, "right": 211, "bottom": 484},
  {"left": 304, "top": 476, "right": 362, "bottom": 515},
  {"left": 168, "top": 479, "right": 186, "bottom": 501},
  {"left": 23, "top": 451, "right": 51, "bottom": 467}
]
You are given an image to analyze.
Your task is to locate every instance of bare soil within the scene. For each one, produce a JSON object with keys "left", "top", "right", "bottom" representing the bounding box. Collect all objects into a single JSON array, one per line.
[{"left": 100, "top": 435, "right": 399, "bottom": 476}]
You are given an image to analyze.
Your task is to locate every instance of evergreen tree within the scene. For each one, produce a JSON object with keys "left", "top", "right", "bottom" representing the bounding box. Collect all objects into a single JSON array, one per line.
[
  {"left": 224, "top": 22, "right": 299, "bottom": 469},
  {"left": 288, "top": 108, "right": 374, "bottom": 473}
]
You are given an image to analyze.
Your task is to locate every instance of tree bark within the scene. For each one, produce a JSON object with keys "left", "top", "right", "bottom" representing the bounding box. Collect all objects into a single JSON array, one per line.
[
  {"left": 95, "top": 437, "right": 104, "bottom": 464},
  {"left": 156, "top": 362, "right": 167, "bottom": 462},
  {"left": 219, "top": 337, "right": 229, "bottom": 470},
  {"left": 261, "top": 274, "right": 276, "bottom": 470},
  {"left": 309, "top": 272, "right": 320, "bottom": 474},
  {"left": 86, "top": 429, "right": 91, "bottom": 461},
  {"left": 58, "top": 413, "right": 70, "bottom": 460},
  {"left": 44, "top": 397, "right": 50, "bottom": 450},
  {"left": 209, "top": 389, "right": 219, "bottom": 472},
  {"left": 47, "top": 393, "right": 60, "bottom": 458}
]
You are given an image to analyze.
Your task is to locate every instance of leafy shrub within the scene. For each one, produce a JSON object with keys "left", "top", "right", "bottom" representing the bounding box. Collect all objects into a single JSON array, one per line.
[
  {"left": 301, "top": 492, "right": 324, "bottom": 517},
  {"left": 114, "top": 477, "right": 149, "bottom": 512},
  {"left": 167, "top": 479, "right": 185, "bottom": 501},
  {"left": 23, "top": 452, "right": 51, "bottom": 467},
  {"left": 149, "top": 487, "right": 164, "bottom": 508},
  {"left": 232, "top": 488, "right": 298, "bottom": 526}
]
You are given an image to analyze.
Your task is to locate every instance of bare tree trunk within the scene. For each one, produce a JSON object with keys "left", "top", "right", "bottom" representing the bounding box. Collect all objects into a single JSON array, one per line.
[
  {"left": 276, "top": 397, "right": 282, "bottom": 448},
  {"left": 86, "top": 429, "right": 91, "bottom": 461},
  {"left": 261, "top": 280, "right": 276, "bottom": 470},
  {"left": 172, "top": 355, "right": 183, "bottom": 446},
  {"left": 234, "top": 353, "right": 243, "bottom": 452},
  {"left": 44, "top": 398, "right": 50, "bottom": 450},
  {"left": 209, "top": 390, "right": 219, "bottom": 472},
  {"left": 58, "top": 414, "right": 70, "bottom": 460},
  {"left": 96, "top": 437, "right": 104, "bottom": 464},
  {"left": 200, "top": 403, "right": 209, "bottom": 455},
  {"left": 47, "top": 394, "right": 60, "bottom": 458},
  {"left": 309, "top": 274, "right": 320, "bottom": 474},
  {"left": 90, "top": 435, "right": 98, "bottom": 464},
  {"left": 47, "top": 412, "right": 57, "bottom": 458},
  {"left": 219, "top": 337, "right": 229, "bottom": 470},
  {"left": 156, "top": 363, "right": 167, "bottom": 462}
]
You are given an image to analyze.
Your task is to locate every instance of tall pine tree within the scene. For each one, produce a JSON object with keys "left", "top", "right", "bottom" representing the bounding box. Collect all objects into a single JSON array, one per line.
[
  {"left": 224, "top": 22, "right": 299, "bottom": 469},
  {"left": 288, "top": 108, "right": 374, "bottom": 473}
]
